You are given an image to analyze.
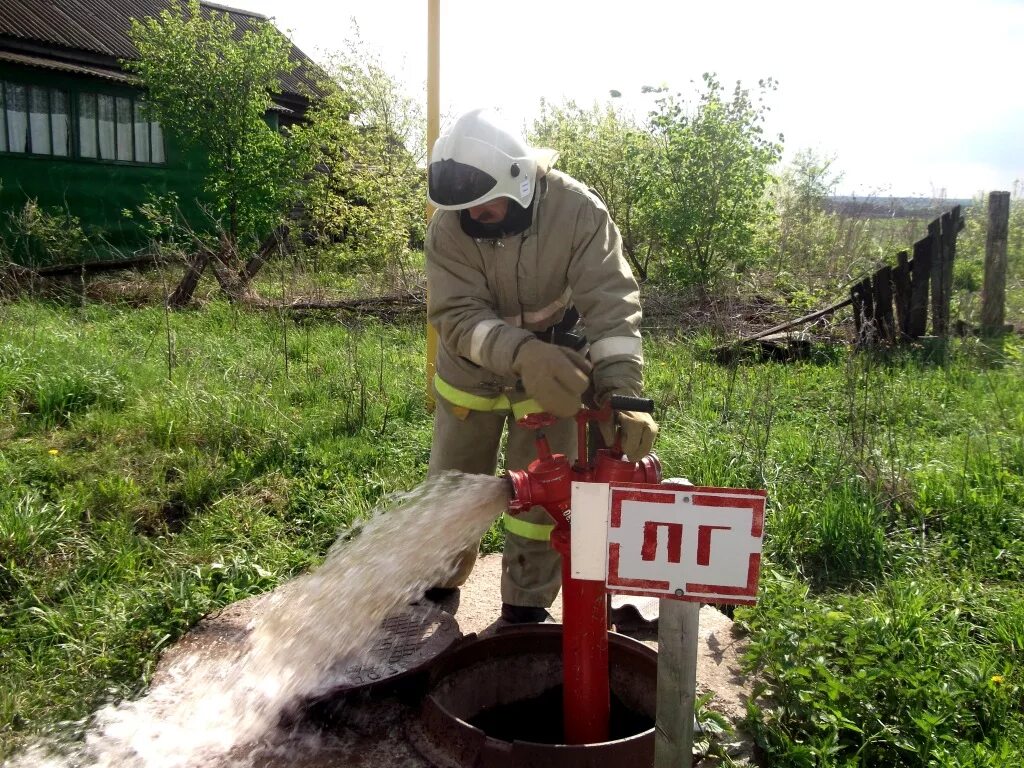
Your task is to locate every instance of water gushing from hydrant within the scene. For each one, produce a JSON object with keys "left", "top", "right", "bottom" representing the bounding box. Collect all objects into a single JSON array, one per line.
[{"left": 6, "top": 472, "right": 509, "bottom": 768}]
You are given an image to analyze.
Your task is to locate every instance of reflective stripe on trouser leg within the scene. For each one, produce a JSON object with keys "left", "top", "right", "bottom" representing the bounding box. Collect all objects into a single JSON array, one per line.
[
  {"left": 500, "top": 412, "right": 578, "bottom": 608},
  {"left": 502, "top": 512, "right": 554, "bottom": 541},
  {"left": 429, "top": 390, "right": 506, "bottom": 588}
]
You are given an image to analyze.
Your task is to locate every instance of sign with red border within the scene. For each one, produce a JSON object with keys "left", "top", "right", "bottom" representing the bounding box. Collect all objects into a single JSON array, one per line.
[{"left": 604, "top": 483, "right": 766, "bottom": 605}]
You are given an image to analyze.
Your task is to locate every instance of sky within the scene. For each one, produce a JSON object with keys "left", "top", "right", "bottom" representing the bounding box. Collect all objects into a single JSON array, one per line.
[{"left": 232, "top": 0, "right": 1023, "bottom": 199}]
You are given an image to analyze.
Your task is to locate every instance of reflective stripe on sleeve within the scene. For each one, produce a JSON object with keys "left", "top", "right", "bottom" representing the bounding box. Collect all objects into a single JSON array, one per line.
[
  {"left": 589, "top": 336, "right": 643, "bottom": 362},
  {"left": 434, "top": 376, "right": 543, "bottom": 419},
  {"left": 468, "top": 318, "right": 504, "bottom": 365},
  {"left": 503, "top": 512, "right": 554, "bottom": 541},
  {"left": 523, "top": 286, "right": 572, "bottom": 325}
]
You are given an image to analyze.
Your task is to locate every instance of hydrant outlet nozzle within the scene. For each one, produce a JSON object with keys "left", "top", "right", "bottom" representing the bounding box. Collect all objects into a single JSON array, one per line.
[{"left": 505, "top": 469, "right": 533, "bottom": 514}]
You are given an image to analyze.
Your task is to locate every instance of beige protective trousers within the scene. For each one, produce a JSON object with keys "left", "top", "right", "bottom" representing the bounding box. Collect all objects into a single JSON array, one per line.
[{"left": 427, "top": 392, "right": 577, "bottom": 607}]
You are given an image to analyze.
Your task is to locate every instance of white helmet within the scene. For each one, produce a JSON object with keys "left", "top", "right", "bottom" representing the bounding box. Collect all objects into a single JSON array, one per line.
[{"left": 428, "top": 108, "right": 551, "bottom": 211}]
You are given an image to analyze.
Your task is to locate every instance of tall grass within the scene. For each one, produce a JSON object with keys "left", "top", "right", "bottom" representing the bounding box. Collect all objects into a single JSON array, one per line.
[{"left": 1, "top": 300, "right": 1022, "bottom": 764}]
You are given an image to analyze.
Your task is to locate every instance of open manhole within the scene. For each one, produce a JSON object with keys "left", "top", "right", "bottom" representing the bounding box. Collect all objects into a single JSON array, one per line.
[{"left": 409, "top": 624, "right": 657, "bottom": 768}]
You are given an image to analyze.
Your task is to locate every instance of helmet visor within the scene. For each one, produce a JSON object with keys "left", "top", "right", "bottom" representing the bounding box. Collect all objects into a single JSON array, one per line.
[{"left": 428, "top": 159, "right": 497, "bottom": 208}]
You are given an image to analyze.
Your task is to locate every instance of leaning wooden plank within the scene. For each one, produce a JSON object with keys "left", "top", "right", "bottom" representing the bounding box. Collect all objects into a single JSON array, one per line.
[
  {"left": 872, "top": 265, "right": 896, "bottom": 343},
  {"left": 929, "top": 218, "right": 946, "bottom": 336},
  {"left": 733, "top": 295, "right": 854, "bottom": 344},
  {"left": 908, "top": 236, "right": 931, "bottom": 338},
  {"left": 892, "top": 250, "right": 912, "bottom": 338},
  {"left": 856, "top": 277, "right": 876, "bottom": 346},
  {"left": 940, "top": 206, "right": 961, "bottom": 336},
  {"left": 851, "top": 283, "right": 864, "bottom": 339}
]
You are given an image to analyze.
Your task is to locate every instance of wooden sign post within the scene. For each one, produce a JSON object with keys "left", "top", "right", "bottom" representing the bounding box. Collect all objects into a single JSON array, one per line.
[{"left": 655, "top": 600, "right": 702, "bottom": 768}]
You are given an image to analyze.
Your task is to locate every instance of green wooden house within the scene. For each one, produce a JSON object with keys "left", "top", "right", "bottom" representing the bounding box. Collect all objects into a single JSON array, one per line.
[{"left": 0, "top": 0, "right": 322, "bottom": 256}]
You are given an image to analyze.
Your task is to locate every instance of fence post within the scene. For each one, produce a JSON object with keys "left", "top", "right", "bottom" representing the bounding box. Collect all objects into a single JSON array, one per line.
[{"left": 981, "top": 191, "right": 1011, "bottom": 335}]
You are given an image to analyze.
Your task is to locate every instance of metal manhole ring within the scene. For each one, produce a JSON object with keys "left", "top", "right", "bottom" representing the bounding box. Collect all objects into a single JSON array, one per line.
[{"left": 319, "top": 603, "right": 462, "bottom": 694}]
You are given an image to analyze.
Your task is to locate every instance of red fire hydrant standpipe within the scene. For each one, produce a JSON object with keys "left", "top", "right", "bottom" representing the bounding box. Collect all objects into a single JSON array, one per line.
[{"left": 507, "top": 396, "right": 661, "bottom": 745}]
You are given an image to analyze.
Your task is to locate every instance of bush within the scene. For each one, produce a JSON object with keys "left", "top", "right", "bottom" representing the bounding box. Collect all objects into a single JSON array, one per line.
[{"left": 1, "top": 198, "right": 89, "bottom": 267}]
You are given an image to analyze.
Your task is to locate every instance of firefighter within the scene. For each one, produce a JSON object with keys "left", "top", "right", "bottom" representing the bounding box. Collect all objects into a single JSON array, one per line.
[{"left": 425, "top": 108, "right": 657, "bottom": 623}]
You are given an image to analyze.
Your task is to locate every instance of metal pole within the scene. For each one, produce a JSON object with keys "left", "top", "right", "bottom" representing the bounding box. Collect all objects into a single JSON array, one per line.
[
  {"left": 553, "top": 531, "right": 610, "bottom": 744},
  {"left": 654, "top": 599, "right": 700, "bottom": 767},
  {"left": 425, "top": 0, "right": 440, "bottom": 408}
]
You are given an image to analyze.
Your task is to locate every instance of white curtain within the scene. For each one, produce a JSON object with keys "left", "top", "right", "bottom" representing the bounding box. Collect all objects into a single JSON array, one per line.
[
  {"left": 0, "top": 89, "right": 6, "bottom": 152},
  {"left": 28, "top": 86, "right": 50, "bottom": 154},
  {"left": 116, "top": 96, "right": 132, "bottom": 161},
  {"left": 97, "top": 94, "right": 115, "bottom": 160},
  {"left": 6, "top": 83, "right": 27, "bottom": 153},
  {"left": 151, "top": 120, "right": 165, "bottom": 163},
  {"left": 50, "top": 90, "right": 69, "bottom": 156},
  {"left": 133, "top": 101, "right": 150, "bottom": 162},
  {"left": 78, "top": 92, "right": 97, "bottom": 158}
]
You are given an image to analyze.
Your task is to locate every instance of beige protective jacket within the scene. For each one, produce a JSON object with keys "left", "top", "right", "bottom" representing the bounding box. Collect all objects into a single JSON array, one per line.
[{"left": 426, "top": 168, "right": 643, "bottom": 405}]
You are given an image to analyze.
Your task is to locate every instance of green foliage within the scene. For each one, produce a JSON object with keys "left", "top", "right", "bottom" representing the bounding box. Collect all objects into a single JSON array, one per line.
[
  {"left": 742, "top": 574, "right": 1024, "bottom": 767},
  {"left": 527, "top": 76, "right": 782, "bottom": 290},
  {"left": 647, "top": 335, "right": 1024, "bottom": 763},
  {"left": 126, "top": 0, "right": 300, "bottom": 244},
  {"left": 650, "top": 74, "right": 783, "bottom": 290},
  {"left": 0, "top": 199, "right": 89, "bottom": 267},
  {"left": 290, "top": 31, "right": 426, "bottom": 285},
  {"left": 769, "top": 149, "right": 844, "bottom": 273},
  {"left": 530, "top": 100, "right": 660, "bottom": 280}
]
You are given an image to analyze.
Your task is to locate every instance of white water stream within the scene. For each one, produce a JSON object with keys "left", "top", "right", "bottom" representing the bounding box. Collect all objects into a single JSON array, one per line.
[{"left": 6, "top": 471, "right": 509, "bottom": 768}]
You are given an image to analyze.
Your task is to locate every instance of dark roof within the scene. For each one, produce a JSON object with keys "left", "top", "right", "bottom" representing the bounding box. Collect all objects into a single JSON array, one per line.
[
  {"left": 0, "top": 50, "right": 135, "bottom": 84},
  {"left": 0, "top": 0, "right": 326, "bottom": 102}
]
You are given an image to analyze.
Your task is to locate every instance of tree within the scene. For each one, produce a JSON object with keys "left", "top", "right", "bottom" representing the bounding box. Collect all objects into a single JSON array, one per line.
[
  {"left": 291, "top": 31, "right": 426, "bottom": 290},
  {"left": 771, "top": 148, "right": 844, "bottom": 278},
  {"left": 650, "top": 73, "right": 783, "bottom": 291},
  {"left": 530, "top": 100, "right": 660, "bottom": 280},
  {"left": 127, "top": 0, "right": 311, "bottom": 304}
]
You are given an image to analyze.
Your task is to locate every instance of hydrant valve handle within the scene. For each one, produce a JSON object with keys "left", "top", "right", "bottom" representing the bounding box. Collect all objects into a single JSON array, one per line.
[
  {"left": 608, "top": 394, "right": 655, "bottom": 413},
  {"left": 516, "top": 412, "right": 558, "bottom": 430}
]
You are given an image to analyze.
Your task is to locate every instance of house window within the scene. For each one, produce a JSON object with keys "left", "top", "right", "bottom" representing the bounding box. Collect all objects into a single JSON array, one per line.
[
  {"left": 77, "top": 91, "right": 164, "bottom": 164},
  {"left": 1, "top": 81, "right": 70, "bottom": 156}
]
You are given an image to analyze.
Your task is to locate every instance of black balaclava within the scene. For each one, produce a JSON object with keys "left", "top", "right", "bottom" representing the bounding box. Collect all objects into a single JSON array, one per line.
[{"left": 459, "top": 194, "right": 535, "bottom": 239}]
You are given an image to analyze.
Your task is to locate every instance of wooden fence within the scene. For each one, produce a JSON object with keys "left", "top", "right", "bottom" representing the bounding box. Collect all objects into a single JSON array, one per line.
[{"left": 850, "top": 206, "right": 965, "bottom": 346}]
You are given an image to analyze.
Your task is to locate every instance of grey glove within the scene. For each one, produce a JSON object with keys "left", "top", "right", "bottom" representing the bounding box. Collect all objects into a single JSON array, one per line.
[{"left": 512, "top": 339, "right": 592, "bottom": 418}]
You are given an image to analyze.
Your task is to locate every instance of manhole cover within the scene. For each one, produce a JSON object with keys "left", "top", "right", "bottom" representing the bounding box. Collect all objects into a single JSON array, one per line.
[{"left": 320, "top": 603, "right": 462, "bottom": 694}]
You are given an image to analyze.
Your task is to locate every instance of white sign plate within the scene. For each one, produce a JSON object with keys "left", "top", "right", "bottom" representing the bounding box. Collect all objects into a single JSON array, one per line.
[{"left": 578, "top": 483, "right": 766, "bottom": 605}]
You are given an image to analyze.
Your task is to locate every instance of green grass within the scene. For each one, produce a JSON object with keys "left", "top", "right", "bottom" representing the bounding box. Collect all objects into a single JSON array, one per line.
[
  {"left": 0, "top": 300, "right": 433, "bottom": 753},
  {"left": 646, "top": 337, "right": 1024, "bottom": 766},
  {"left": 1, "top": 298, "right": 1022, "bottom": 765}
]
